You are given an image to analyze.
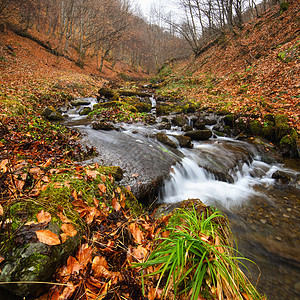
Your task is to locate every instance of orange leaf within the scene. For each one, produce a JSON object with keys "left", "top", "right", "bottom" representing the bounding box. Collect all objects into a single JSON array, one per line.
[
  {"left": 0, "top": 159, "right": 9, "bottom": 172},
  {"left": 112, "top": 198, "right": 121, "bottom": 211},
  {"left": 132, "top": 245, "right": 148, "bottom": 262},
  {"left": 129, "top": 223, "right": 144, "bottom": 244},
  {"left": 92, "top": 256, "right": 109, "bottom": 278},
  {"left": 93, "top": 197, "right": 99, "bottom": 207},
  {"left": 0, "top": 204, "right": 3, "bottom": 216},
  {"left": 41, "top": 158, "right": 52, "bottom": 168},
  {"left": 100, "top": 174, "right": 106, "bottom": 182},
  {"left": 77, "top": 244, "right": 93, "bottom": 268},
  {"left": 36, "top": 230, "right": 61, "bottom": 245},
  {"left": 37, "top": 210, "right": 52, "bottom": 224},
  {"left": 72, "top": 189, "right": 78, "bottom": 200},
  {"left": 86, "top": 169, "right": 99, "bottom": 179},
  {"left": 61, "top": 223, "right": 77, "bottom": 237},
  {"left": 60, "top": 233, "right": 68, "bottom": 243},
  {"left": 98, "top": 183, "right": 106, "bottom": 193}
]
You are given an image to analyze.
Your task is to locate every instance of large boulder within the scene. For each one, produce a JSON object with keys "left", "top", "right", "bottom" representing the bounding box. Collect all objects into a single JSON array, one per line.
[{"left": 185, "top": 130, "right": 212, "bottom": 141}]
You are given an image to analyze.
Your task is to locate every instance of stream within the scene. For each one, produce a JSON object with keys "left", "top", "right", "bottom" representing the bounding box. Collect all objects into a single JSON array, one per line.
[{"left": 63, "top": 97, "right": 300, "bottom": 300}]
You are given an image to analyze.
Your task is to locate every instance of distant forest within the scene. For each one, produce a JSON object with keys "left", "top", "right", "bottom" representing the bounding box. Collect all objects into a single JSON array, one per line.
[{"left": 0, "top": 0, "right": 282, "bottom": 72}]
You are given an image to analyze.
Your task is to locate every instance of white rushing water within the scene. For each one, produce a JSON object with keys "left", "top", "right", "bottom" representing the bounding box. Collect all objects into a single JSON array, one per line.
[{"left": 159, "top": 145, "right": 290, "bottom": 210}]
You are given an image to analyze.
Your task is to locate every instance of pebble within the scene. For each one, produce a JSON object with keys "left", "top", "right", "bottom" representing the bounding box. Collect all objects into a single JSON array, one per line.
[
  {"left": 283, "top": 214, "right": 289, "bottom": 218},
  {"left": 287, "top": 208, "right": 292, "bottom": 212},
  {"left": 260, "top": 219, "right": 267, "bottom": 224},
  {"left": 275, "top": 236, "right": 282, "bottom": 241}
]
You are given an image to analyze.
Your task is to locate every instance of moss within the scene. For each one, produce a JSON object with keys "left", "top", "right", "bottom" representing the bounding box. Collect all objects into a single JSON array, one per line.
[
  {"left": 223, "top": 114, "right": 235, "bottom": 128},
  {"left": 97, "top": 166, "right": 124, "bottom": 181},
  {"left": 280, "top": 130, "right": 299, "bottom": 156},
  {"left": 262, "top": 120, "right": 275, "bottom": 141},
  {"left": 93, "top": 101, "right": 138, "bottom": 113},
  {"left": 275, "top": 114, "right": 291, "bottom": 141},
  {"left": 250, "top": 120, "right": 262, "bottom": 136},
  {"left": 120, "top": 187, "right": 143, "bottom": 216}
]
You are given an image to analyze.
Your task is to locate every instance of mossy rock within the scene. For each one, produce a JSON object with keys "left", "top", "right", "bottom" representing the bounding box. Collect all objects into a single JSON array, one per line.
[
  {"left": 79, "top": 107, "right": 92, "bottom": 116},
  {"left": 275, "top": 114, "right": 291, "bottom": 141},
  {"left": 184, "top": 130, "right": 212, "bottom": 141},
  {"left": 156, "top": 132, "right": 177, "bottom": 148},
  {"left": 262, "top": 120, "right": 275, "bottom": 141},
  {"left": 171, "top": 115, "right": 187, "bottom": 127},
  {"left": 98, "top": 88, "right": 119, "bottom": 100},
  {"left": 250, "top": 120, "right": 262, "bottom": 136},
  {"left": 0, "top": 217, "right": 81, "bottom": 298},
  {"left": 279, "top": 130, "right": 299, "bottom": 157},
  {"left": 175, "top": 135, "right": 193, "bottom": 148},
  {"left": 156, "top": 104, "right": 172, "bottom": 115},
  {"left": 223, "top": 114, "right": 235, "bottom": 128}
]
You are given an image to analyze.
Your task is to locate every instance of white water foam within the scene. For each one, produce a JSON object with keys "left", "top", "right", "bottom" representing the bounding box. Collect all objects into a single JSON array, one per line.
[{"left": 159, "top": 154, "right": 283, "bottom": 209}]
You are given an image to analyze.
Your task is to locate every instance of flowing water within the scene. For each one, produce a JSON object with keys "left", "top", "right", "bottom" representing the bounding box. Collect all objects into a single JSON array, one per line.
[{"left": 64, "top": 98, "right": 300, "bottom": 299}]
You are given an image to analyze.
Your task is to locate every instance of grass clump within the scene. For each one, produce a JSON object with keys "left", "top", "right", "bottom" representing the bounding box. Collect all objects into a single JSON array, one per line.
[{"left": 136, "top": 206, "right": 264, "bottom": 300}]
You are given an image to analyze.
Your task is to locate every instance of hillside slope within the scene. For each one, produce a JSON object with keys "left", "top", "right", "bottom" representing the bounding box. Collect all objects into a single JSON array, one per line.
[{"left": 156, "top": 0, "right": 299, "bottom": 133}]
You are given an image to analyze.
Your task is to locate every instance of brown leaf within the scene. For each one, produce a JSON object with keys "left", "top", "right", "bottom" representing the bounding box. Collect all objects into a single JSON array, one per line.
[
  {"left": 129, "top": 223, "right": 144, "bottom": 244},
  {"left": 131, "top": 173, "right": 139, "bottom": 178},
  {"left": 86, "top": 169, "right": 99, "bottom": 179},
  {"left": 57, "top": 212, "right": 72, "bottom": 224},
  {"left": 36, "top": 230, "right": 61, "bottom": 245},
  {"left": 60, "top": 233, "right": 68, "bottom": 243},
  {"left": 0, "top": 204, "right": 3, "bottom": 216},
  {"left": 92, "top": 256, "right": 109, "bottom": 278},
  {"left": 0, "top": 159, "right": 9, "bottom": 172},
  {"left": 100, "top": 174, "right": 106, "bottom": 182},
  {"left": 36, "top": 210, "right": 51, "bottom": 224},
  {"left": 93, "top": 197, "right": 99, "bottom": 207},
  {"left": 61, "top": 223, "right": 77, "bottom": 237},
  {"left": 72, "top": 189, "right": 78, "bottom": 200},
  {"left": 98, "top": 183, "right": 106, "bottom": 193},
  {"left": 77, "top": 244, "right": 93, "bottom": 268},
  {"left": 112, "top": 198, "right": 121, "bottom": 211},
  {"left": 0, "top": 255, "right": 5, "bottom": 264},
  {"left": 41, "top": 158, "right": 52, "bottom": 168},
  {"left": 132, "top": 245, "right": 148, "bottom": 263},
  {"left": 125, "top": 185, "right": 131, "bottom": 192}
]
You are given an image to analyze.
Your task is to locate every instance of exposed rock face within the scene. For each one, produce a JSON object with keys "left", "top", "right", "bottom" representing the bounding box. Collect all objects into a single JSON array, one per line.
[
  {"left": 156, "top": 132, "right": 177, "bottom": 148},
  {"left": 184, "top": 130, "right": 212, "bottom": 141}
]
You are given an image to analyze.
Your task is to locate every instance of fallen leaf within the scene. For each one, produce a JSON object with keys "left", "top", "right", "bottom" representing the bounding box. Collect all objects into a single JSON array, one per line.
[
  {"left": 41, "top": 158, "right": 52, "bottom": 168},
  {"left": 92, "top": 256, "right": 109, "bottom": 278},
  {"left": 125, "top": 185, "right": 131, "bottom": 192},
  {"left": 77, "top": 244, "right": 93, "bottom": 268},
  {"left": 100, "top": 174, "right": 106, "bottom": 182},
  {"left": 0, "top": 159, "right": 9, "bottom": 172},
  {"left": 0, "top": 255, "right": 5, "bottom": 264},
  {"left": 132, "top": 245, "right": 148, "bottom": 262},
  {"left": 129, "top": 223, "right": 144, "bottom": 244},
  {"left": 60, "top": 233, "right": 68, "bottom": 243},
  {"left": 37, "top": 210, "right": 52, "bottom": 224},
  {"left": 86, "top": 169, "right": 99, "bottom": 179},
  {"left": 98, "top": 183, "right": 106, "bottom": 193},
  {"left": 36, "top": 230, "right": 61, "bottom": 245},
  {"left": 61, "top": 223, "right": 77, "bottom": 237},
  {"left": 0, "top": 204, "right": 3, "bottom": 216},
  {"left": 112, "top": 198, "right": 121, "bottom": 211},
  {"left": 93, "top": 197, "right": 99, "bottom": 207},
  {"left": 57, "top": 212, "right": 72, "bottom": 224},
  {"left": 131, "top": 173, "right": 139, "bottom": 178}
]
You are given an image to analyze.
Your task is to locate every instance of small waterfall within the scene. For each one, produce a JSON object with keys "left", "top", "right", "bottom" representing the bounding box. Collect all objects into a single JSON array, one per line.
[
  {"left": 158, "top": 153, "right": 285, "bottom": 209},
  {"left": 150, "top": 96, "right": 156, "bottom": 116}
]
